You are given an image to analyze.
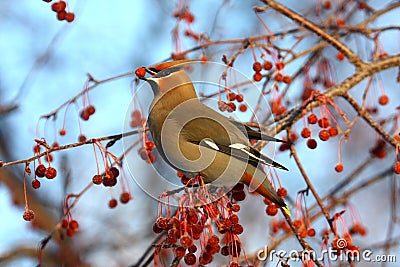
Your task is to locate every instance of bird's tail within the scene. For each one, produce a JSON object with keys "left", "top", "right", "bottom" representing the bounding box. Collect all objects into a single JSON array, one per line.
[{"left": 242, "top": 168, "right": 290, "bottom": 216}]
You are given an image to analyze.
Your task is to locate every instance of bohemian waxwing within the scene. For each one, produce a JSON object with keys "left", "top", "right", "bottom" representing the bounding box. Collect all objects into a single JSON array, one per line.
[{"left": 139, "top": 61, "right": 290, "bottom": 215}]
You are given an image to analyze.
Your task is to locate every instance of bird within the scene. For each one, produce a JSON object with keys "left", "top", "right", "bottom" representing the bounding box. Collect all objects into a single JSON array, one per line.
[{"left": 138, "top": 60, "right": 290, "bottom": 215}]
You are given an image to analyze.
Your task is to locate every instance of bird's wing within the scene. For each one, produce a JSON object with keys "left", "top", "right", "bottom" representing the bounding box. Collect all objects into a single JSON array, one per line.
[
  {"left": 228, "top": 120, "right": 287, "bottom": 143},
  {"left": 167, "top": 101, "right": 288, "bottom": 171},
  {"left": 192, "top": 139, "right": 288, "bottom": 171}
]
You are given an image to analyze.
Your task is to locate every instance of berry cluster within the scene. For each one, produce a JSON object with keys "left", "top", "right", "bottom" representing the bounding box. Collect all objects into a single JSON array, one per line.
[
  {"left": 152, "top": 178, "right": 254, "bottom": 266},
  {"left": 301, "top": 113, "right": 339, "bottom": 149},
  {"left": 329, "top": 213, "right": 360, "bottom": 257},
  {"left": 138, "top": 140, "right": 156, "bottom": 163},
  {"left": 251, "top": 60, "right": 291, "bottom": 84},
  {"left": 33, "top": 164, "right": 57, "bottom": 189},
  {"left": 80, "top": 105, "right": 96, "bottom": 121},
  {"left": 218, "top": 92, "right": 247, "bottom": 113},
  {"left": 60, "top": 218, "right": 79, "bottom": 237},
  {"left": 370, "top": 139, "right": 386, "bottom": 159},
  {"left": 44, "top": 1, "right": 75, "bottom": 22},
  {"left": 263, "top": 187, "right": 287, "bottom": 216},
  {"left": 130, "top": 109, "right": 145, "bottom": 128},
  {"left": 91, "top": 166, "right": 120, "bottom": 187},
  {"left": 293, "top": 219, "right": 316, "bottom": 238}
]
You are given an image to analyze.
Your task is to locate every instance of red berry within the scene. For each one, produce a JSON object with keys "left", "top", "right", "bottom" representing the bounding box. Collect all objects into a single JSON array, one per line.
[
  {"left": 92, "top": 174, "right": 102, "bottom": 185},
  {"left": 23, "top": 210, "right": 35, "bottom": 221},
  {"left": 318, "top": 117, "right": 331, "bottom": 128},
  {"left": 44, "top": 154, "right": 53, "bottom": 163},
  {"left": 293, "top": 220, "right": 302, "bottom": 228},
  {"left": 218, "top": 100, "right": 228, "bottom": 112},
  {"left": 45, "top": 167, "right": 57, "bottom": 179},
  {"left": 232, "top": 191, "right": 246, "bottom": 201},
  {"left": 221, "top": 245, "right": 229, "bottom": 256},
  {"left": 318, "top": 129, "right": 330, "bottom": 141},
  {"left": 239, "top": 104, "right": 247, "bottom": 112},
  {"left": 307, "top": 114, "right": 318, "bottom": 124},
  {"left": 120, "top": 192, "right": 131, "bottom": 204},
  {"left": 80, "top": 109, "right": 90, "bottom": 121},
  {"left": 65, "top": 12, "right": 75, "bottom": 23},
  {"left": 69, "top": 220, "right": 79, "bottom": 231},
  {"left": 135, "top": 67, "right": 146, "bottom": 78},
  {"left": 307, "top": 228, "right": 316, "bottom": 237},
  {"left": 61, "top": 219, "right": 69, "bottom": 228},
  {"left": 59, "top": 129, "right": 66, "bottom": 136},
  {"left": 323, "top": 1, "right": 331, "bottom": 9},
  {"left": 180, "top": 234, "right": 193, "bottom": 248},
  {"left": 232, "top": 223, "right": 244, "bottom": 234},
  {"left": 227, "top": 92, "right": 237, "bottom": 101},
  {"left": 253, "top": 72, "right": 263, "bottom": 82},
  {"left": 266, "top": 204, "right": 278, "bottom": 216},
  {"left": 145, "top": 141, "right": 155, "bottom": 151},
  {"left": 175, "top": 246, "right": 186, "bottom": 258},
  {"left": 263, "top": 60, "right": 273, "bottom": 70},
  {"left": 263, "top": 198, "right": 272, "bottom": 205},
  {"left": 337, "top": 18, "right": 346, "bottom": 26},
  {"left": 394, "top": 161, "right": 400, "bottom": 174},
  {"left": 78, "top": 134, "right": 87, "bottom": 142},
  {"left": 66, "top": 227, "right": 75, "bottom": 237},
  {"left": 227, "top": 102, "right": 236, "bottom": 112},
  {"left": 184, "top": 253, "right": 196, "bottom": 265},
  {"left": 337, "top": 52, "right": 345, "bottom": 61},
  {"left": 231, "top": 204, "right": 240, "bottom": 212},
  {"left": 378, "top": 95, "right": 389, "bottom": 105},
  {"left": 307, "top": 138, "right": 317, "bottom": 149},
  {"left": 188, "top": 244, "right": 197, "bottom": 253},
  {"left": 275, "top": 73, "right": 283, "bottom": 82},
  {"left": 335, "top": 163, "right": 344, "bottom": 172},
  {"left": 32, "top": 179, "right": 41, "bottom": 189},
  {"left": 87, "top": 105, "right": 96, "bottom": 115},
  {"left": 57, "top": 10, "right": 67, "bottom": 21},
  {"left": 229, "top": 214, "right": 239, "bottom": 224},
  {"left": 277, "top": 187, "right": 287, "bottom": 198},
  {"left": 199, "top": 252, "right": 213, "bottom": 264},
  {"left": 102, "top": 176, "right": 117, "bottom": 187},
  {"left": 299, "top": 227, "right": 308, "bottom": 238},
  {"left": 359, "top": 3, "right": 367, "bottom": 9},
  {"left": 52, "top": 1, "right": 66, "bottom": 12},
  {"left": 275, "top": 61, "right": 284, "bottom": 70},
  {"left": 182, "top": 11, "right": 194, "bottom": 23},
  {"left": 301, "top": 127, "right": 311, "bottom": 138},
  {"left": 235, "top": 94, "right": 244, "bottom": 102},
  {"left": 35, "top": 164, "right": 46, "bottom": 177},
  {"left": 152, "top": 223, "right": 163, "bottom": 233},
  {"left": 282, "top": 75, "right": 291, "bottom": 84},
  {"left": 108, "top": 198, "right": 118, "bottom": 208},
  {"left": 328, "top": 127, "right": 338, "bottom": 137},
  {"left": 252, "top": 62, "right": 262, "bottom": 72},
  {"left": 33, "top": 144, "right": 41, "bottom": 154}
]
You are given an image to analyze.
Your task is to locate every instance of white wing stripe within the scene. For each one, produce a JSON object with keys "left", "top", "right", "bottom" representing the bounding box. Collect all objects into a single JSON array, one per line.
[
  {"left": 229, "top": 143, "right": 247, "bottom": 149},
  {"left": 230, "top": 143, "right": 272, "bottom": 166},
  {"left": 204, "top": 139, "right": 220, "bottom": 151}
]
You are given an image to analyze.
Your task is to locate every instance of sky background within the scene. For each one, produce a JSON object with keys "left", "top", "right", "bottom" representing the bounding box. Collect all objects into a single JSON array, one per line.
[{"left": 0, "top": 0, "right": 399, "bottom": 266}]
